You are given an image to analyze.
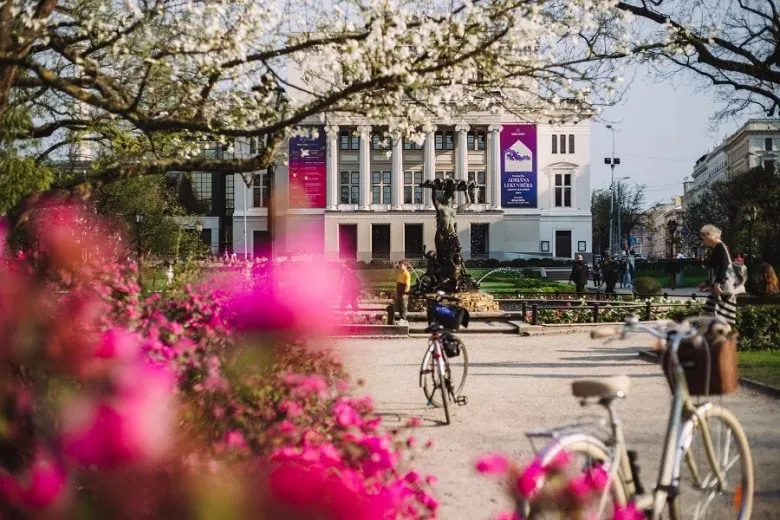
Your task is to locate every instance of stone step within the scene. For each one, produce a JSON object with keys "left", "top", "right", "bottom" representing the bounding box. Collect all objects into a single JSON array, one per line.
[{"left": 408, "top": 320, "right": 520, "bottom": 334}]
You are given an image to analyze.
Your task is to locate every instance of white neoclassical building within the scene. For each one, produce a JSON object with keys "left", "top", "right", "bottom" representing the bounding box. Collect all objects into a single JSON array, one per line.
[{"left": 230, "top": 113, "right": 593, "bottom": 262}]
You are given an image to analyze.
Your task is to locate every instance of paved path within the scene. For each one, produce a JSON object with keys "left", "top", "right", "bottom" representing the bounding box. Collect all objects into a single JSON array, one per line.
[{"left": 342, "top": 333, "right": 780, "bottom": 519}]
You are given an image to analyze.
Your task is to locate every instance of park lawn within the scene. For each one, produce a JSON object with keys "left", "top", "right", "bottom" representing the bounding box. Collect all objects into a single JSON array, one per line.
[
  {"left": 634, "top": 271, "right": 708, "bottom": 289},
  {"left": 738, "top": 350, "right": 780, "bottom": 388}
]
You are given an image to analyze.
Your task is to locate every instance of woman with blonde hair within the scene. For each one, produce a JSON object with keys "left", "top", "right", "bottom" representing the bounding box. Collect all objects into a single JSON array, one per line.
[
  {"left": 757, "top": 263, "right": 779, "bottom": 295},
  {"left": 697, "top": 225, "right": 739, "bottom": 324}
]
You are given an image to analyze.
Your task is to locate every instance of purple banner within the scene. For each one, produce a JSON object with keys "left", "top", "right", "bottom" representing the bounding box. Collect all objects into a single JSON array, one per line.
[
  {"left": 289, "top": 126, "right": 326, "bottom": 209},
  {"left": 500, "top": 124, "right": 537, "bottom": 208}
]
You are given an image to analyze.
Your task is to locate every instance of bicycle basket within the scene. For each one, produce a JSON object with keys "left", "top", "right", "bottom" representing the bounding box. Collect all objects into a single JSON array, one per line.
[
  {"left": 428, "top": 302, "right": 469, "bottom": 330},
  {"left": 661, "top": 327, "right": 739, "bottom": 396},
  {"left": 442, "top": 333, "right": 463, "bottom": 358}
]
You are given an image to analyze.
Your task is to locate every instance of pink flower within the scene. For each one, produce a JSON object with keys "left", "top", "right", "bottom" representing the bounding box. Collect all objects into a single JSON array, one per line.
[
  {"left": 566, "top": 475, "right": 593, "bottom": 503},
  {"left": 61, "top": 362, "right": 174, "bottom": 468},
  {"left": 95, "top": 328, "right": 139, "bottom": 360},
  {"left": 547, "top": 450, "right": 572, "bottom": 471},
  {"left": 495, "top": 512, "right": 522, "bottom": 520},
  {"left": 225, "top": 430, "right": 247, "bottom": 450},
  {"left": 279, "top": 400, "right": 303, "bottom": 418},
  {"left": 0, "top": 450, "right": 67, "bottom": 510},
  {"left": 585, "top": 464, "right": 609, "bottom": 492},
  {"left": 405, "top": 416, "right": 423, "bottom": 428},
  {"left": 361, "top": 436, "right": 398, "bottom": 476},
  {"left": 614, "top": 502, "right": 646, "bottom": 520},
  {"left": 516, "top": 461, "right": 545, "bottom": 498},
  {"left": 333, "top": 400, "right": 362, "bottom": 428},
  {"left": 476, "top": 454, "right": 510, "bottom": 475}
]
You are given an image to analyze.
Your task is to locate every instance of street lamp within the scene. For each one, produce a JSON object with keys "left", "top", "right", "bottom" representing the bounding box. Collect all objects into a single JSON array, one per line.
[
  {"left": 604, "top": 124, "right": 621, "bottom": 255},
  {"left": 135, "top": 212, "right": 144, "bottom": 285},
  {"left": 666, "top": 219, "right": 677, "bottom": 258},
  {"left": 614, "top": 176, "right": 631, "bottom": 255}
]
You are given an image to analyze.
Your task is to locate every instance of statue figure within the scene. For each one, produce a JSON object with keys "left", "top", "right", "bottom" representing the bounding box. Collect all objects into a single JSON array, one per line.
[{"left": 413, "top": 178, "right": 480, "bottom": 294}]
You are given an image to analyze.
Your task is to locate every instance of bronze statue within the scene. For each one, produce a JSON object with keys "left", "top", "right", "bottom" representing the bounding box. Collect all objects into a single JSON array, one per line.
[{"left": 414, "top": 178, "right": 480, "bottom": 294}]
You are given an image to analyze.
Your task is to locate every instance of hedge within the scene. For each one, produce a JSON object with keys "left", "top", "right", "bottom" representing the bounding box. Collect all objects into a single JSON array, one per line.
[{"left": 735, "top": 305, "right": 780, "bottom": 351}]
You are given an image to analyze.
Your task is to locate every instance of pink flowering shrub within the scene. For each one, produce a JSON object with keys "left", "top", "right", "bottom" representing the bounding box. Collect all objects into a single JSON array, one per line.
[
  {"left": 475, "top": 451, "right": 645, "bottom": 519},
  {"left": 0, "top": 201, "right": 436, "bottom": 519}
]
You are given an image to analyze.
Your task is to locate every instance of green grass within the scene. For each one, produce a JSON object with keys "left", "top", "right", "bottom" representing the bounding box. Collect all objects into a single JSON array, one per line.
[
  {"left": 634, "top": 272, "right": 708, "bottom": 289},
  {"left": 739, "top": 350, "right": 780, "bottom": 388}
]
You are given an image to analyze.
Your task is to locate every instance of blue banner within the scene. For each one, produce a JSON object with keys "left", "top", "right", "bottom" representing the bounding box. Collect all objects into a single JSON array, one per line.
[{"left": 500, "top": 124, "right": 537, "bottom": 208}]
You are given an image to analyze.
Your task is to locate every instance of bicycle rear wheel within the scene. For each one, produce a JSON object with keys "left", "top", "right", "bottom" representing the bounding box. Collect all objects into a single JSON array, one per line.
[
  {"left": 671, "top": 405, "right": 753, "bottom": 520},
  {"left": 421, "top": 339, "right": 468, "bottom": 407},
  {"left": 522, "top": 436, "right": 628, "bottom": 519}
]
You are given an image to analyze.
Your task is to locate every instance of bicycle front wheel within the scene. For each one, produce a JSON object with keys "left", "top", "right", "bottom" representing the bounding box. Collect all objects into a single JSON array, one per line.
[
  {"left": 421, "top": 338, "right": 468, "bottom": 407},
  {"left": 671, "top": 405, "right": 754, "bottom": 520},
  {"left": 522, "top": 435, "right": 628, "bottom": 519},
  {"left": 436, "top": 358, "right": 451, "bottom": 425}
]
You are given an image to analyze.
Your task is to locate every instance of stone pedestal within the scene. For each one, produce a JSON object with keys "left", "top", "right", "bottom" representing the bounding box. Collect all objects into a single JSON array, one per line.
[{"left": 408, "top": 292, "right": 500, "bottom": 313}]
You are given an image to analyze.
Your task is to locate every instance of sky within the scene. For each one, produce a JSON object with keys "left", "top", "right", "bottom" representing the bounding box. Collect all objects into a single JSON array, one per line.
[{"left": 589, "top": 65, "right": 745, "bottom": 209}]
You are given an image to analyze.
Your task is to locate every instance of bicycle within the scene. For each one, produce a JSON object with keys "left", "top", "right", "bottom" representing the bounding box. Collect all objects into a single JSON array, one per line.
[
  {"left": 418, "top": 291, "right": 469, "bottom": 425},
  {"left": 521, "top": 315, "right": 753, "bottom": 520}
]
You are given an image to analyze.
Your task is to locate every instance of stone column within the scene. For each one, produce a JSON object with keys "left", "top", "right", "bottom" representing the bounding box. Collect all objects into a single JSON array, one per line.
[
  {"left": 455, "top": 124, "right": 470, "bottom": 182},
  {"left": 489, "top": 124, "right": 502, "bottom": 209},
  {"left": 423, "top": 124, "right": 436, "bottom": 209},
  {"left": 325, "top": 125, "right": 339, "bottom": 210},
  {"left": 391, "top": 132, "right": 404, "bottom": 209},
  {"left": 358, "top": 125, "right": 371, "bottom": 210}
]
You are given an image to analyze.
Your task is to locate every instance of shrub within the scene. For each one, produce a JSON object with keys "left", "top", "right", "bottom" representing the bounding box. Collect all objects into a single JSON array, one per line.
[
  {"left": 508, "top": 258, "right": 527, "bottom": 267},
  {"left": 735, "top": 305, "right": 780, "bottom": 351},
  {"left": 634, "top": 276, "right": 662, "bottom": 296},
  {"left": 522, "top": 268, "right": 540, "bottom": 279},
  {"left": 484, "top": 258, "right": 501, "bottom": 268}
]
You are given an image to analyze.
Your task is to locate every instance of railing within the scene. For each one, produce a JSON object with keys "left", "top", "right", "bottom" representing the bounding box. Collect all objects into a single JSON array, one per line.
[{"left": 521, "top": 300, "right": 698, "bottom": 326}]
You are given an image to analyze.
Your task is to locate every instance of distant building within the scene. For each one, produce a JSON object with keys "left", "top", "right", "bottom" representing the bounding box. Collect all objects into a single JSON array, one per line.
[{"left": 644, "top": 196, "right": 683, "bottom": 260}]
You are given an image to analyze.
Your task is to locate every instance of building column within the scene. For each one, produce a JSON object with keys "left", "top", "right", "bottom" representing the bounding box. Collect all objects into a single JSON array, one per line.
[
  {"left": 455, "top": 124, "right": 470, "bottom": 181},
  {"left": 423, "top": 125, "right": 436, "bottom": 209},
  {"left": 325, "top": 125, "right": 339, "bottom": 210},
  {"left": 391, "top": 132, "right": 404, "bottom": 210},
  {"left": 358, "top": 125, "right": 371, "bottom": 210},
  {"left": 489, "top": 124, "right": 502, "bottom": 209}
]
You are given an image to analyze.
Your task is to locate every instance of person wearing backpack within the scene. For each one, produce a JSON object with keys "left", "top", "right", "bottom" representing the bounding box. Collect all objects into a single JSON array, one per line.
[
  {"left": 698, "top": 225, "right": 742, "bottom": 325},
  {"left": 568, "top": 255, "right": 589, "bottom": 295}
]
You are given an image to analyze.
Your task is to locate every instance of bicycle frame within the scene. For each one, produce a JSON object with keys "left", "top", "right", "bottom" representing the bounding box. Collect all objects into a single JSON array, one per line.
[{"left": 418, "top": 334, "right": 448, "bottom": 390}]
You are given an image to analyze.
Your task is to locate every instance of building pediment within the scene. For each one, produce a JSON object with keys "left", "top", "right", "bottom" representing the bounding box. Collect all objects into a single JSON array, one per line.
[{"left": 543, "top": 161, "right": 579, "bottom": 172}]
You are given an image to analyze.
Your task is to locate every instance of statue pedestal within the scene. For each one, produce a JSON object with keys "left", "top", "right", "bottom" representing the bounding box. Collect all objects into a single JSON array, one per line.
[{"left": 409, "top": 292, "right": 499, "bottom": 313}]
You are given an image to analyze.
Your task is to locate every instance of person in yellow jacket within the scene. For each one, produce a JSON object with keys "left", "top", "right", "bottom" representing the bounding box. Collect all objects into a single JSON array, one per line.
[{"left": 395, "top": 259, "right": 411, "bottom": 321}]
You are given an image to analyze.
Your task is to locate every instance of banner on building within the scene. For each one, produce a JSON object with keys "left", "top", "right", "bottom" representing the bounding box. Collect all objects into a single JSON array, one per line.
[
  {"left": 289, "top": 126, "right": 327, "bottom": 209},
  {"left": 500, "top": 124, "right": 537, "bottom": 208}
]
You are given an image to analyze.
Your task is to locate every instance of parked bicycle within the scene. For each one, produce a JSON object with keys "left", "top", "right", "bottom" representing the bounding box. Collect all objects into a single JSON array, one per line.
[
  {"left": 522, "top": 315, "right": 753, "bottom": 520},
  {"left": 419, "top": 291, "right": 469, "bottom": 425}
]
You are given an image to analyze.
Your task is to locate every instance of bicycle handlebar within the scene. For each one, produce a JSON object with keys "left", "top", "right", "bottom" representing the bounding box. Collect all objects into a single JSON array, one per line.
[{"left": 591, "top": 314, "right": 729, "bottom": 352}]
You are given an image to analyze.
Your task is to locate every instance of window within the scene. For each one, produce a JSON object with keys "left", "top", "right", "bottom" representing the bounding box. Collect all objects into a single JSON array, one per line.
[
  {"left": 371, "top": 133, "right": 390, "bottom": 150},
  {"left": 467, "top": 130, "right": 486, "bottom": 151},
  {"left": 435, "top": 170, "right": 454, "bottom": 180},
  {"left": 192, "top": 172, "right": 213, "bottom": 213},
  {"left": 351, "top": 133, "right": 360, "bottom": 150},
  {"left": 404, "top": 171, "right": 423, "bottom": 204},
  {"left": 554, "top": 173, "right": 572, "bottom": 208},
  {"left": 249, "top": 138, "right": 257, "bottom": 155},
  {"left": 225, "top": 174, "right": 235, "bottom": 214},
  {"left": 467, "top": 171, "right": 487, "bottom": 203},
  {"left": 339, "top": 131, "right": 350, "bottom": 150},
  {"left": 252, "top": 172, "right": 270, "bottom": 208},
  {"left": 551, "top": 134, "right": 557, "bottom": 154},
  {"left": 404, "top": 139, "right": 422, "bottom": 150},
  {"left": 444, "top": 131, "right": 454, "bottom": 150},
  {"left": 371, "top": 171, "right": 391, "bottom": 204},
  {"left": 569, "top": 134, "right": 575, "bottom": 154},
  {"left": 435, "top": 132, "right": 444, "bottom": 150},
  {"left": 340, "top": 171, "right": 359, "bottom": 204},
  {"left": 765, "top": 138, "right": 773, "bottom": 151},
  {"left": 471, "top": 223, "right": 489, "bottom": 257},
  {"left": 559, "top": 134, "right": 567, "bottom": 154}
]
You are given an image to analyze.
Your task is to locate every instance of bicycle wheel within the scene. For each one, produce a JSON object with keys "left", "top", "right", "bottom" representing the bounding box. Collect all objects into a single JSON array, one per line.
[
  {"left": 436, "top": 357, "right": 451, "bottom": 425},
  {"left": 422, "top": 339, "right": 468, "bottom": 406},
  {"left": 522, "top": 436, "right": 629, "bottom": 520},
  {"left": 671, "top": 405, "right": 753, "bottom": 520}
]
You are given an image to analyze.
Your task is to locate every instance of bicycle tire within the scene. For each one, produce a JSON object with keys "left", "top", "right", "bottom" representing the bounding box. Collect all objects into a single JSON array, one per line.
[
  {"left": 521, "top": 435, "right": 629, "bottom": 519},
  {"left": 421, "top": 338, "right": 468, "bottom": 407},
  {"left": 670, "top": 405, "right": 753, "bottom": 520},
  {"left": 437, "top": 358, "right": 451, "bottom": 425}
]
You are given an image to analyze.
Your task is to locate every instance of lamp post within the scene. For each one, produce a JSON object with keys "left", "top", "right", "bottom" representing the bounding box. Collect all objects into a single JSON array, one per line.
[
  {"left": 666, "top": 219, "right": 677, "bottom": 258},
  {"left": 135, "top": 212, "right": 144, "bottom": 286},
  {"left": 746, "top": 204, "right": 758, "bottom": 284},
  {"left": 604, "top": 124, "right": 621, "bottom": 256}
]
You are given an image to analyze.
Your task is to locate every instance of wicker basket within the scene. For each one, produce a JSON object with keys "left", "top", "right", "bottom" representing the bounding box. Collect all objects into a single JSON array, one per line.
[{"left": 661, "top": 328, "right": 739, "bottom": 396}]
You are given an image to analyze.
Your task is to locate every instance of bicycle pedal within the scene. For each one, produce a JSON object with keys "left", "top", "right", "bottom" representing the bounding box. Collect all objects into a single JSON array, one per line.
[{"left": 455, "top": 396, "right": 468, "bottom": 406}]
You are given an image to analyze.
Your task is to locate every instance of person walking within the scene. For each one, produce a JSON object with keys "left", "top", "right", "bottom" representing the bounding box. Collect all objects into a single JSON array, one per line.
[
  {"left": 395, "top": 259, "right": 411, "bottom": 323},
  {"left": 592, "top": 259, "right": 602, "bottom": 289},
  {"left": 666, "top": 255, "right": 679, "bottom": 290},
  {"left": 698, "top": 225, "right": 740, "bottom": 325},
  {"left": 603, "top": 255, "right": 619, "bottom": 294},
  {"left": 569, "top": 255, "right": 589, "bottom": 295},
  {"left": 340, "top": 262, "right": 363, "bottom": 310}
]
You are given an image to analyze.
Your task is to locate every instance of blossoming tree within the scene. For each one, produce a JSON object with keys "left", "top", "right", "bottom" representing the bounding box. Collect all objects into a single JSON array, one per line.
[{"left": 0, "top": 0, "right": 632, "bottom": 198}]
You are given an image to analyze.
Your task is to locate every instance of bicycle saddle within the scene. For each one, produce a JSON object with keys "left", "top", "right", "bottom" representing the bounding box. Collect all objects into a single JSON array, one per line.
[{"left": 572, "top": 376, "right": 631, "bottom": 400}]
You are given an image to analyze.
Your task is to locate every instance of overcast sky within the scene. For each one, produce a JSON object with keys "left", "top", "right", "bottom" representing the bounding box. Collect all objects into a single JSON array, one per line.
[{"left": 589, "top": 65, "right": 746, "bottom": 209}]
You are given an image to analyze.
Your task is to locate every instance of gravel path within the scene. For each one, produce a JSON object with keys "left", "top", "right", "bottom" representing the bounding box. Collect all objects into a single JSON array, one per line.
[{"left": 341, "top": 333, "right": 780, "bottom": 519}]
